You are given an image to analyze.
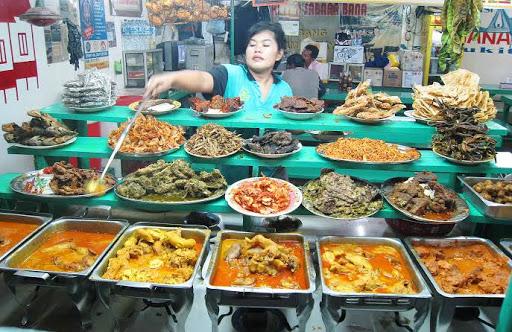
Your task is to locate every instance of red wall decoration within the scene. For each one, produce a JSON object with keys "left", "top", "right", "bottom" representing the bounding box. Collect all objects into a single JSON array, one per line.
[{"left": 0, "top": 0, "right": 39, "bottom": 104}]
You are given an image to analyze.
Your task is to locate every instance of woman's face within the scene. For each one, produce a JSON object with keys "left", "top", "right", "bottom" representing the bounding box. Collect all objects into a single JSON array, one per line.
[{"left": 245, "top": 30, "right": 283, "bottom": 74}]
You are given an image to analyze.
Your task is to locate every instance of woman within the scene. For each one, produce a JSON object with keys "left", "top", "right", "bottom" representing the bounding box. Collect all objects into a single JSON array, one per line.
[{"left": 145, "top": 22, "right": 292, "bottom": 110}]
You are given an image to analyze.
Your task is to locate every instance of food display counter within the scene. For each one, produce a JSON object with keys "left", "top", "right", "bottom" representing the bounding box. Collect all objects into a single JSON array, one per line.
[{"left": 0, "top": 77, "right": 511, "bottom": 331}]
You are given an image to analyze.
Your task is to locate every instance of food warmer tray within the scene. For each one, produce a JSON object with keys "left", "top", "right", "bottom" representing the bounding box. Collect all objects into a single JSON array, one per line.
[
  {"left": 203, "top": 231, "right": 316, "bottom": 331},
  {"left": 317, "top": 237, "right": 431, "bottom": 332},
  {"left": 499, "top": 238, "right": 512, "bottom": 258},
  {"left": 459, "top": 176, "right": 512, "bottom": 221},
  {"left": 381, "top": 177, "right": 469, "bottom": 224},
  {"left": 0, "top": 217, "right": 128, "bottom": 285},
  {"left": 0, "top": 209, "right": 53, "bottom": 263},
  {"left": 90, "top": 222, "right": 211, "bottom": 298},
  {"left": 404, "top": 237, "right": 512, "bottom": 332}
]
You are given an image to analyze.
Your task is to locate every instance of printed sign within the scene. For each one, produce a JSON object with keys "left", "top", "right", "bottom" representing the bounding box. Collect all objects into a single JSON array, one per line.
[
  {"left": 333, "top": 45, "right": 364, "bottom": 64},
  {"left": 280, "top": 20, "right": 300, "bottom": 36},
  {"left": 80, "top": 0, "right": 109, "bottom": 69}
]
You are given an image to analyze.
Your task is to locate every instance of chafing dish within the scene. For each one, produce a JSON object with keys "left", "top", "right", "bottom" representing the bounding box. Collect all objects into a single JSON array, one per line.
[
  {"left": 90, "top": 223, "right": 210, "bottom": 331},
  {"left": 405, "top": 237, "right": 512, "bottom": 332},
  {"left": 0, "top": 217, "right": 127, "bottom": 329},
  {"left": 317, "top": 237, "right": 431, "bottom": 332},
  {"left": 0, "top": 209, "right": 52, "bottom": 263},
  {"left": 459, "top": 176, "right": 512, "bottom": 221},
  {"left": 203, "top": 230, "right": 316, "bottom": 332},
  {"left": 500, "top": 238, "right": 512, "bottom": 257}
]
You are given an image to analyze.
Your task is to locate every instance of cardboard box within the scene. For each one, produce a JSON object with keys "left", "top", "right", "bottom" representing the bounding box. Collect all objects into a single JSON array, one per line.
[
  {"left": 333, "top": 46, "right": 364, "bottom": 64},
  {"left": 383, "top": 69, "right": 402, "bottom": 87},
  {"left": 400, "top": 50, "right": 423, "bottom": 71},
  {"left": 363, "top": 68, "right": 383, "bottom": 86},
  {"left": 402, "top": 71, "right": 423, "bottom": 88}
]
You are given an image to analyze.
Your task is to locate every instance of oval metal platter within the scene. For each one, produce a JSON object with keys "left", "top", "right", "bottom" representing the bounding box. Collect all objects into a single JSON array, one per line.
[
  {"left": 403, "top": 110, "right": 444, "bottom": 126},
  {"left": 10, "top": 136, "right": 77, "bottom": 150},
  {"left": 301, "top": 176, "right": 383, "bottom": 221},
  {"left": 114, "top": 182, "right": 226, "bottom": 211},
  {"left": 276, "top": 108, "right": 324, "bottom": 120},
  {"left": 225, "top": 177, "right": 303, "bottom": 218},
  {"left": 432, "top": 148, "right": 495, "bottom": 165},
  {"left": 10, "top": 170, "right": 115, "bottom": 199},
  {"left": 184, "top": 144, "right": 240, "bottom": 159},
  {"left": 343, "top": 113, "right": 395, "bottom": 124},
  {"left": 191, "top": 106, "right": 243, "bottom": 118},
  {"left": 67, "top": 102, "right": 116, "bottom": 113},
  {"left": 129, "top": 99, "right": 181, "bottom": 115},
  {"left": 242, "top": 140, "right": 302, "bottom": 159},
  {"left": 108, "top": 145, "right": 181, "bottom": 158},
  {"left": 381, "top": 176, "right": 470, "bottom": 224},
  {"left": 316, "top": 143, "right": 421, "bottom": 165}
]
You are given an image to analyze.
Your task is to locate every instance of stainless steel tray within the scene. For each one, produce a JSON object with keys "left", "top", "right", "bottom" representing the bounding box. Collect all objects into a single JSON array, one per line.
[
  {"left": 204, "top": 230, "right": 316, "bottom": 295},
  {"left": 316, "top": 144, "right": 421, "bottom": 165},
  {"left": 302, "top": 176, "right": 383, "bottom": 221},
  {"left": 0, "top": 210, "right": 53, "bottom": 262},
  {"left": 382, "top": 177, "right": 469, "bottom": 224},
  {"left": 432, "top": 148, "right": 495, "bottom": 165},
  {"left": 459, "top": 176, "right": 512, "bottom": 221},
  {"left": 109, "top": 145, "right": 181, "bottom": 158},
  {"left": 499, "top": 238, "right": 512, "bottom": 258},
  {"left": 343, "top": 114, "right": 395, "bottom": 124},
  {"left": 0, "top": 217, "right": 128, "bottom": 281},
  {"left": 90, "top": 223, "right": 210, "bottom": 293},
  {"left": 317, "top": 237, "right": 430, "bottom": 304},
  {"left": 404, "top": 237, "right": 511, "bottom": 300}
]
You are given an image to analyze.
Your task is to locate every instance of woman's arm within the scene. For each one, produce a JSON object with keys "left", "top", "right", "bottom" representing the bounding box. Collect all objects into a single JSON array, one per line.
[{"left": 144, "top": 70, "right": 214, "bottom": 98}]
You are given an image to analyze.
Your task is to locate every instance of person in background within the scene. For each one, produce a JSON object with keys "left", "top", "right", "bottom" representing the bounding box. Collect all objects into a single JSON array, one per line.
[
  {"left": 302, "top": 44, "right": 321, "bottom": 74},
  {"left": 282, "top": 54, "right": 325, "bottom": 99},
  {"left": 145, "top": 22, "right": 292, "bottom": 111}
]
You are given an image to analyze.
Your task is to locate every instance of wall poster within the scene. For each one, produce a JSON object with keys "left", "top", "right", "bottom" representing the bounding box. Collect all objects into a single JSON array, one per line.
[{"left": 80, "top": 0, "right": 109, "bottom": 69}]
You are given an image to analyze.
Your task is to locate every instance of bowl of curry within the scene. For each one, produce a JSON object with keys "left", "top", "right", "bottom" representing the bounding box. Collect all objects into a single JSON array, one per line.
[
  {"left": 318, "top": 237, "right": 427, "bottom": 297},
  {"left": 206, "top": 231, "right": 314, "bottom": 293},
  {"left": 0, "top": 218, "right": 127, "bottom": 277}
]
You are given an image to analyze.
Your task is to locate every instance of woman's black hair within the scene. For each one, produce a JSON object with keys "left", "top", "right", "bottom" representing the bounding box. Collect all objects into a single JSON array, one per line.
[
  {"left": 286, "top": 53, "right": 305, "bottom": 68},
  {"left": 305, "top": 44, "right": 319, "bottom": 59},
  {"left": 246, "top": 22, "right": 286, "bottom": 50}
]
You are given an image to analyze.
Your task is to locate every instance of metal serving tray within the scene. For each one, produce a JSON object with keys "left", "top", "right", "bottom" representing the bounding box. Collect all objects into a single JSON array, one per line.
[
  {"left": 499, "top": 238, "right": 512, "bottom": 258},
  {"left": 204, "top": 230, "right": 316, "bottom": 295},
  {"left": 317, "top": 237, "right": 431, "bottom": 309},
  {"left": 0, "top": 209, "right": 53, "bottom": 263},
  {"left": 405, "top": 237, "right": 511, "bottom": 301},
  {"left": 0, "top": 217, "right": 128, "bottom": 283},
  {"left": 459, "top": 176, "right": 512, "bottom": 221},
  {"left": 90, "top": 223, "right": 210, "bottom": 296}
]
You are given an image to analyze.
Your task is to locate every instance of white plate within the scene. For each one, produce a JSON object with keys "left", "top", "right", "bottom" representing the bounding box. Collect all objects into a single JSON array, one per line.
[
  {"left": 276, "top": 108, "right": 324, "bottom": 120},
  {"left": 225, "top": 177, "right": 303, "bottom": 218},
  {"left": 344, "top": 113, "right": 395, "bottom": 124},
  {"left": 184, "top": 143, "right": 240, "bottom": 159},
  {"left": 67, "top": 102, "right": 116, "bottom": 113},
  {"left": 404, "top": 110, "right": 444, "bottom": 125},
  {"left": 432, "top": 148, "right": 495, "bottom": 165},
  {"left": 191, "top": 107, "right": 243, "bottom": 118},
  {"left": 242, "top": 140, "right": 302, "bottom": 159},
  {"left": 129, "top": 100, "right": 181, "bottom": 115},
  {"left": 10, "top": 136, "right": 77, "bottom": 149}
]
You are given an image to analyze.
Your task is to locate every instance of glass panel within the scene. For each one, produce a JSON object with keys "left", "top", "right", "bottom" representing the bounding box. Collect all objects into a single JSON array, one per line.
[{"left": 125, "top": 53, "right": 144, "bottom": 67}]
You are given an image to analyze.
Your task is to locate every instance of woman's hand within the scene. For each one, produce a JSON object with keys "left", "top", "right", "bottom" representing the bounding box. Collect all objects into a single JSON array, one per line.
[{"left": 144, "top": 72, "right": 175, "bottom": 98}]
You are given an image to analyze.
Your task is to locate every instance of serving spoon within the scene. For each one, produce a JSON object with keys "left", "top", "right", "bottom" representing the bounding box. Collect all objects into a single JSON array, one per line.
[{"left": 85, "top": 97, "right": 149, "bottom": 195}]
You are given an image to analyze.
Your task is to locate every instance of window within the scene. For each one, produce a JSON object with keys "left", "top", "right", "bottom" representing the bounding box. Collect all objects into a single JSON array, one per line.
[
  {"left": 0, "top": 39, "right": 6, "bottom": 64},
  {"left": 18, "top": 33, "right": 28, "bottom": 56}
]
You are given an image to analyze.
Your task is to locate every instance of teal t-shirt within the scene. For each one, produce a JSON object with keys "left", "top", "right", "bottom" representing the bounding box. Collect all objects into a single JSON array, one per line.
[{"left": 209, "top": 64, "right": 292, "bottom": 111}]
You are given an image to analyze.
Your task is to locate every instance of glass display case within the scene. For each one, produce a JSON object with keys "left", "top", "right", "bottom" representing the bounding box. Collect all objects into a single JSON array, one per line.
[{"left": 123, "top": 49, "right": 163, "bottom": 88}]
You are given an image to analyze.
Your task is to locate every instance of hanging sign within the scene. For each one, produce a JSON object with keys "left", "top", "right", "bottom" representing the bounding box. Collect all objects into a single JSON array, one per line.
[
  {"left": 80, "top": 0, "right": 109, "bottom": 69},
  {"left": 252, "top": 0, "right": 286, "bottom": 7}
]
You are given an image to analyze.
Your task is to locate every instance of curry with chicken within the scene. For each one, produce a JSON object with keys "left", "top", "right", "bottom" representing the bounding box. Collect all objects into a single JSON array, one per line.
[
  {"left": 414, "top": 243, "right": 510, "bottom": 294},
  {"left": 0, "top": 221, "right": 39, "bottom": 256},
  {"left": 102, "top": 228, "right": 202, "bottom": 284},
  {"left": 211, "top": 234, "right": 307, "bottom": 289},
  {"left": 320, "top": 243, "right": 417, "bottom": 294},
  {"left": 17, "top": 230, "right": 114, "bottom": 273}
]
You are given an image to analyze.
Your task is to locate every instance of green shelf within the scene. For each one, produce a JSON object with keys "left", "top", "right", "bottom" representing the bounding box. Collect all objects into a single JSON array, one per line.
[
  {"left": 7, "top": 137, "right": 512, "bottom": 175},
  {"left": 40, "top": 104, "right": 506, "bottom": 147},
  {"left": 0, "top": 173, "right": 507, "bottom": 225}
]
